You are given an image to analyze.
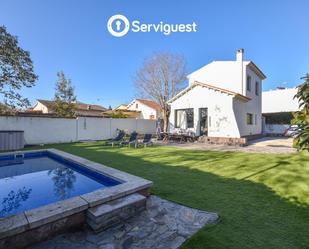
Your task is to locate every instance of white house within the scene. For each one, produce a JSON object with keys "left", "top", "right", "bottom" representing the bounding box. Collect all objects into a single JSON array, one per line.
[
  {"left": 262, "top": 87, "right": 299, "bottom": 134},
  {"left": 126, "top": 99, "right": 161, "bottom": 120},
  {"left": 262, "top": 87, "right": 299, "bottom": 114},
  {"left": 168, "top": 49, "right": 266, "bottom": 140}
]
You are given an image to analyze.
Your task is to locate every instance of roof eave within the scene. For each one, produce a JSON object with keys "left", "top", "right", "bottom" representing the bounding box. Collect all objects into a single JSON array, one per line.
[{"left": 248, "top": 61, "right": 266, "bottom": 80}]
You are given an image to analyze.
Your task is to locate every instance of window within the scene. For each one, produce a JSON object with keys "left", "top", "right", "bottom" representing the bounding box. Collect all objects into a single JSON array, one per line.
[
  {"left": 246, "top": 75, "right": 251, "bottom": 92},
  {"left": 175, "top": 109, "right": 194, "bottom": 128},
  {"left": 135, "top": 103, "right": 138, "bottom": 109},
  {"left": 255, "top": 81, "right": 259, "bottom": 95},
  {"left": 246, "top": 113, "right": 253, "bottom": 125},
  {"left": 255, "top": 114, "right": 257, "bottom": 125}
]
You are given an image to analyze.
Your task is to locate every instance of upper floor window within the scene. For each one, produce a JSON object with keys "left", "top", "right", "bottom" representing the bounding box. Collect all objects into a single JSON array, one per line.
[
  {"left": 246, "top": 113, "right": 253, "bottom": 125},
  {"left": 175, "top": 109, "right": 194, "bottom": 128},
  {"left": 246, "top": 76, "right": 251, "bottom": 92},
  {"left": 255, "top": 81, "right": 259, "bottom": 96},
  {"left": 135, "top": 103, "right": 138, "bottom": 109}
]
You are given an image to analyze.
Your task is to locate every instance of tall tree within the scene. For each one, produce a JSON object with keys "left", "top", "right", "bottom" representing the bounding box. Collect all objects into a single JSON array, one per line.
[
  {"left": 53, "top": 71, "right": 76, "bottom": 117},
  {"left": 134, "top": 52, "right": 187, "bottom": 132},
  {"left": 292, "top": 73, "right": 309, "bottom": 151},
  {"left": 0, "top": 26, "right": 37, "bottom": 112}
]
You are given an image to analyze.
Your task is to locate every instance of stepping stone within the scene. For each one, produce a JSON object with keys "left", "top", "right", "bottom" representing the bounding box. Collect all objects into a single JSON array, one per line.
[{"left": 87, "top": 194, "right": 146, "bottom": 232}]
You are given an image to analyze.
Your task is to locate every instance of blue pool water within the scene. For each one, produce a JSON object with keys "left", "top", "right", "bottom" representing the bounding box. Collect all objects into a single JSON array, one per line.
[{"left": 0, "top": 151, "right": 121, "bottom": 218}]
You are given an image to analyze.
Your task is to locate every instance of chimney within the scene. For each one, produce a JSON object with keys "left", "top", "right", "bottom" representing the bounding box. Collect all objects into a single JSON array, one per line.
[{"left": 236, "top": 48, "right": 244, "bottom": 61}]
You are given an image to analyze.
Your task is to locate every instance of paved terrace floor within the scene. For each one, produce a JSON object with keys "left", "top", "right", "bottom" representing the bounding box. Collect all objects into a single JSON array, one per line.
[
  {"left": 156, "top": 137, "right": 295, "bottom": 154},
  {"left": 31, "top": 196, "right": 218, "bottom": 249}
]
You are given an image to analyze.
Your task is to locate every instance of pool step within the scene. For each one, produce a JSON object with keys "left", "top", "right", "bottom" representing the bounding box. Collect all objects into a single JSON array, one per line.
[{"left": 86, "top": 193, "right": 146, "bottom": 232}]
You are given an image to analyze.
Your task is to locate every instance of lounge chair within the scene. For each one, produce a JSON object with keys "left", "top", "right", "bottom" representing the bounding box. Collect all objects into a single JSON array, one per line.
[
  {"left": 140, "top": 134, "right": 153, "bottom": 147},
  {"left": 108, "top": 131, "right": 125, "bottom": 147},
  {"left": 120, "top": 132, "right": 138, "bottom": 148}
]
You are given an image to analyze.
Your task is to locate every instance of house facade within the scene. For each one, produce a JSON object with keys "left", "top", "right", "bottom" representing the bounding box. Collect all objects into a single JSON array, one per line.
[
  {"left": 168, "top": 49, "right": 266, "bottom": 139},
  {"left": 126, "top": 99, "right": 161, "bottom": 120}
]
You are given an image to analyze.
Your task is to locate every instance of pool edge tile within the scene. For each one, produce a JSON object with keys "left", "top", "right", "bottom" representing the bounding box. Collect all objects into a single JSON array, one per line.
[
  {"left": 0, "top": 212, "right": 29, "bottom": 239},
  {"left": 25, "top": 196, "right": 88, "bottom": 229}
]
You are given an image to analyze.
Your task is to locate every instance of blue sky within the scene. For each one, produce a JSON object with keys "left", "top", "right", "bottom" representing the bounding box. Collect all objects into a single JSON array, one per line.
[{"left": 1, "top": 0, "right": 308, "bottom": 108}]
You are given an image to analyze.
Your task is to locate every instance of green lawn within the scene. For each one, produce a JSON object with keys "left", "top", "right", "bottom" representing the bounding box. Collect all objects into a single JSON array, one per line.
[{"left": 28, "top": 142, "right": 309, "bottom": 249}]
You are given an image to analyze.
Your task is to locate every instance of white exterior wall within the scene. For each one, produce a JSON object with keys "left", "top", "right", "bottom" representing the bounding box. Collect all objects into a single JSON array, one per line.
[
  {"left": 127, "top": 100, "right": 158, "bottom": 119},
  {"left": 0, "top": 116, "right": 156, "bottom": 145},
  {"left": 33, "top": 102, "right": 49, "bottom": 113},
  {"left": 188, "top": 61, "right": 244, "bottom": 94},
  {"left": 234, "top": 66, "right": 262, "bottom": 136},
  {"left": 0, "top": 116, "right": 77, "bottom": 144},
  {"left": 185, "top": 65, "right": 263, "bottom": 137},
  {"left": 169, "top": 85, "right": 241, "bottom": 138},
  {"left": 262, "top": 88, "right": 299, "bottom": 113},
  {"left": 264, "top": 124, "right": 289, "bottom": 134}
]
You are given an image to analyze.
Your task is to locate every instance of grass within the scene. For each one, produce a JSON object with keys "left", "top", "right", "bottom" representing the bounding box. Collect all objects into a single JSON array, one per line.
[{"left": 27, "top": 142, "right": 309, "bottom": 249}]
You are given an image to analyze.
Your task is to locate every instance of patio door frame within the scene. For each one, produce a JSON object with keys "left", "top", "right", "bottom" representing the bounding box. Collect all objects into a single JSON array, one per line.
[{"left": 199, "top": 108, "right": 208, "bottom": 136}]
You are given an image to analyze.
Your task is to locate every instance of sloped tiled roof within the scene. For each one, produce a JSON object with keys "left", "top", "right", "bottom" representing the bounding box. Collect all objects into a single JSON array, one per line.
[
  {"left": 35, "top": 99, "right": 107, "bottom": 117},
  {"left": 135, "top": 99, "right": 161, "bottom": 110},
  {"left": 37, "top": 99, "right": 107, "bottom": 112}
]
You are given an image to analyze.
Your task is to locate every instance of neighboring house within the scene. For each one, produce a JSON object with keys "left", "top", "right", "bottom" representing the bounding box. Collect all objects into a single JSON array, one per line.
[
  {"left": 126, "top": 99, "right": 161, "bottom": 120},
  {"left": 31, "top": 99, "right": 107, "bottom": 117},
  {"left": 168, "top": 49, "right": 266, "bottom": 140},
  {"left": 262, "top": 87, "right": 299, "bottom": 134},
  {"left": 114, "top": 104, "right": 128, "bottom": 111}
]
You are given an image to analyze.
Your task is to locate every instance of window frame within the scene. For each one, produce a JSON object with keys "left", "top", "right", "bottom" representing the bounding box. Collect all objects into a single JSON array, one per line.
[
  {"left": 246, "top": 113, "right": 253, "bottom": 125},
  {"left": 246, "top": 75, "right": 252, "bottom": 92},
  {"left": 174, "top": 108, "right": 194, "bottom": 128},
  {"left": 255, "top": 81, "right": 259, "bottom": 96}
]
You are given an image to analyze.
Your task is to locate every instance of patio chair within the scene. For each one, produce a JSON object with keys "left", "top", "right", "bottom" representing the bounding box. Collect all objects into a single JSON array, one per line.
[
  {"left": 120, "top": 132, "right": 138, "bottom": 148},
  {"left": 139, "top": 134, "right": 153, "bottom": 147},
  {"left": 108, "top": 131, "right": 125, "bottom": 147}
]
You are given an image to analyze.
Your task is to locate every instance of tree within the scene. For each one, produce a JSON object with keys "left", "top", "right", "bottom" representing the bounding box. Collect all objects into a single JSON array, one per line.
[
  {"left": 53, "top": 71, "right": 76, "bottom": 117},
  {"left": 292, "top": 73, "right": 309, "bottom": 151},
  {"left": 134, "top": 52, "right": 187, "bottom": 132},
  {"left": 0, "top": 26, "right": 37, "bottom": 112},
  {"left": 111, "top": 111, "right": 128, "bottom": 118}
]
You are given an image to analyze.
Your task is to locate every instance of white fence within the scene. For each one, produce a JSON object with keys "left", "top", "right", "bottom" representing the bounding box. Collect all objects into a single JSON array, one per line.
[
  {"left": 0, "top": 116, "right": 156, "bottom": 145},
  {"left": 263, "top": 124, "right": 289, "bottom": 135}
]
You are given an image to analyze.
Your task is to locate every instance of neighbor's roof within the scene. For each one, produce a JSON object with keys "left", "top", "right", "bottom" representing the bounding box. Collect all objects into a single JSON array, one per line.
[
  {"left": 114, "top": 104, "right": 128, "bottom": 110},
  {"left": 37, "top": 99, "right": 107, "bottom": 112},
  {"left": 262, "top": 87, "right": 299, "bottom": 113},
  {"left": 167, "top": 81, "right": 251, "bottom": 103},
  {"left": 128, "top": 99, "right": 161, "bottom": 110}
]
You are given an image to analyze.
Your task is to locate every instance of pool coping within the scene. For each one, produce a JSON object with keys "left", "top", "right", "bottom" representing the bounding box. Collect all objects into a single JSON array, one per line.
[{"left": 0, "top": 148, "right": 153, "bottom": 240}]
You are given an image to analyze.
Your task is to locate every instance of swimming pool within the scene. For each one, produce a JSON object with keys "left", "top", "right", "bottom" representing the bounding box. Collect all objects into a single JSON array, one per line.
[
  {"left": 0, "top": 149, "right": 152, "bottom": 249},
  {"left": 0, "top": 151, "right": 121, "bottom": 218}
]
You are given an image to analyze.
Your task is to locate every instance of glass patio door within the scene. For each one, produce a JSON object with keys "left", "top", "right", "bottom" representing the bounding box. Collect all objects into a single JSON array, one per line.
[{"left": 199, "top": 108, "right": 208, "bottom": 136}]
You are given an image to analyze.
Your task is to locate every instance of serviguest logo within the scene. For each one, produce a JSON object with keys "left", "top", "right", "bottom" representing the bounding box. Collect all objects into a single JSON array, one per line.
[{"left": 107, "top": 14, "right": 197, "bottom": 37}]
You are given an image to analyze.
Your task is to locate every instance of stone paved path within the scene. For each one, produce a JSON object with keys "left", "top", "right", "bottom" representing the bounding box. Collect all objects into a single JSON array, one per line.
[
  {"left": 157, "top": 137, "right": 295, "bottom": 154},
  {"left": 31, "top": 196, "right": 218, "bottom": 249}
]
